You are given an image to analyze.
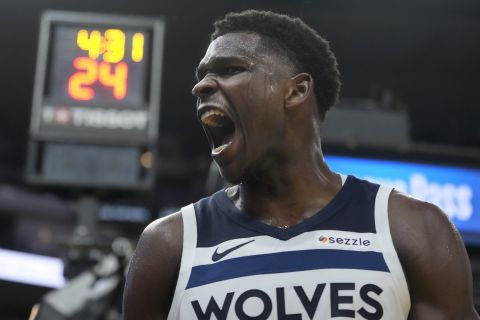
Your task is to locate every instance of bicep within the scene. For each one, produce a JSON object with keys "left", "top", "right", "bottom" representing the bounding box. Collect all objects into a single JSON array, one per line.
[
  {"left": 390, "top": 194, "right": 479, "bottom": 319},
  {"left": 407, "top": 219, "right": 477, "bottom": 319},
  {"left": 123, "top": 214, "right": 183, "bottom": 320}
]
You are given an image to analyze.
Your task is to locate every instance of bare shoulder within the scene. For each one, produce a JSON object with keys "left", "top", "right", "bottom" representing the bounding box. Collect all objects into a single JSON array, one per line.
[
  {"left": 123, "top": 211, "right": 183, "bottom": 320},
  {"left": 388, "top": 191, "right": 460, "bottom": 263},
  {"left": 388, "top": 190, "right": 479, "bottom": 319},
  {"left": 138, "top": 211, "right": 184, "bottom": 256}
]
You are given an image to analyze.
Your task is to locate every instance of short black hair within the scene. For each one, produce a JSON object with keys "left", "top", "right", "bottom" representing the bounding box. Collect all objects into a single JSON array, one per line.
[{"left": 211, "top": 10, "right": 341, "bottom": 120}]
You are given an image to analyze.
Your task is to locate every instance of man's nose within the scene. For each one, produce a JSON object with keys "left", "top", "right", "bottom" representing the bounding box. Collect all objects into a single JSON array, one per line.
[{"left": 192, "top": 77, "right": 218, "bottom": 99}]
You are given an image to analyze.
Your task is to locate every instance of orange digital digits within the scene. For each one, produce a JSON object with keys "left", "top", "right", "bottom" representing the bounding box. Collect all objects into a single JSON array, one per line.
[
  {"left": 99, "top": 62, "right": 128, "bottom": 100},
  {"left": 68, "top": 57, "right": 98, "bottom": 100},
  {"left": 68, "top": 58, "right": 128, "bottom": 101}
]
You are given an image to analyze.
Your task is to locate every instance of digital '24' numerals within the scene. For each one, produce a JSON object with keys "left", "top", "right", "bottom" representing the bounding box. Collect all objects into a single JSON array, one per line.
[{"left": 67, "top": 29, "right": 145, "bottom": 101}]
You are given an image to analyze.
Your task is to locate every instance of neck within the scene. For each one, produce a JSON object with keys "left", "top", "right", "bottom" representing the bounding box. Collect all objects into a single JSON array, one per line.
[{"left": 233, "top": 137, "right": 342, "bottom": 228}]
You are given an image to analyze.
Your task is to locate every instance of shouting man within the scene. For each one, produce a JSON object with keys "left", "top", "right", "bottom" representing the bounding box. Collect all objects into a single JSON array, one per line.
[{"left": 123, "top": 10, "right": 479, "bottom": 319}]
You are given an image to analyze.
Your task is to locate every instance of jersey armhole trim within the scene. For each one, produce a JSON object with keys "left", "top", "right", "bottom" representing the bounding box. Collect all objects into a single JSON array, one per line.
[
  {"left": 375, "top": 185, "right": 411, "bottom": 318},
  {"left": 167, "top": 204, "right": 197, "bottom": 320}
]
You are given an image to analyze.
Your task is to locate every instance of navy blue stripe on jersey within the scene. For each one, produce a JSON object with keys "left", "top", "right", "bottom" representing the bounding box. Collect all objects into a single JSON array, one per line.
[
  {"left": 186, "top": 249, "right": 389, "bottom": 289},
  {"left": 195, "top": 176, "right": 380, "bottom": 247},
  {"left": 194, "top": 194, "right": 263, "bottom": 247}
]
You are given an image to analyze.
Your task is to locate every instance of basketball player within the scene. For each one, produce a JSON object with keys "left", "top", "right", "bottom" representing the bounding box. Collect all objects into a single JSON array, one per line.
[{"left": 123, "top": 10, "right": 479, "bottom": 319}]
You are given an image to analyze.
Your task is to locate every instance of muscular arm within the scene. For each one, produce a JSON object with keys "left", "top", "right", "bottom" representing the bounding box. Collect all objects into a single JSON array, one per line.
[
  {"left": 389, "top": 191, "right": 479, "bottom": 319},
  {"left": 123, "top": 212, "right": 183, "bottom": 320}
]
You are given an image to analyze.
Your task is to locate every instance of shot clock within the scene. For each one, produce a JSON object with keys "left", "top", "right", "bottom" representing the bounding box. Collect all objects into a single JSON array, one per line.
[{"left": 27, "top": 11, "right": 165, "bottom": 189}]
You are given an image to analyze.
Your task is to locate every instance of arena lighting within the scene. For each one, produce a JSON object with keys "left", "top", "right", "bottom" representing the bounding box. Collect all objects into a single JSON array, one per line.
[
  {"left": 326, "top": 155, "right": 480, "bottom": 244},
  {"left": 0, "top": 248, "right": 65, "bottom": 288},
  {"left": 27, "top": 11, "right": 165, "bottom": 189},
  {"left": 33, "top": 254, "right": 123, "bottom": 320}
]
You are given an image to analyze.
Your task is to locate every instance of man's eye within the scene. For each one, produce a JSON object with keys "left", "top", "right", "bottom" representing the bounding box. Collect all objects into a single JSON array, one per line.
[{"left": 222, "top": 66, "right": 244, "bottom": 75}]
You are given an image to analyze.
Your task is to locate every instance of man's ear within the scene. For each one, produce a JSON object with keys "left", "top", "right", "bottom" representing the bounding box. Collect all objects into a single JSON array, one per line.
[{"left": 284, "top": 73, "right": 313, "bottom": 109}]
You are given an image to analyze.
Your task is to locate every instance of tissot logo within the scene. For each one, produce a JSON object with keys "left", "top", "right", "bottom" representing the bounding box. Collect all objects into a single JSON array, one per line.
[{"left": 319, "top": 235, "right": 371, "bottom": 247}]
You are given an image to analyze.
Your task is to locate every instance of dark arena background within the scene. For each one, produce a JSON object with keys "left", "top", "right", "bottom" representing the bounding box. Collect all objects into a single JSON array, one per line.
[{"left": 0, "top": 0, "right": 479, "bottom": 318}]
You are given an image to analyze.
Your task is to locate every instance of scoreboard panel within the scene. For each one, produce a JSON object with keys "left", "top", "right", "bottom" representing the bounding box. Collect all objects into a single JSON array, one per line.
[
  {"left": 30, "top": 11, "right": 165, "bottom": 144},
  {"left": 48, "top": 26, "right": 150, "bottom": 106},
  {"left": 27, "top": 11, "right": 165, "bottom": 189}
]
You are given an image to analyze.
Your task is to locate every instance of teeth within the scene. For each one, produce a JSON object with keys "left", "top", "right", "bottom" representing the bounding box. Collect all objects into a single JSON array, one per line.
[
  {"left": 213, "top": 144, "right": 226, "bottom": 153},
  {"left": 201, "top": 109, "right": 225, "bottom": 127},
  {"left": 212, "top": 142, "right": 230, "bottom": 154}
]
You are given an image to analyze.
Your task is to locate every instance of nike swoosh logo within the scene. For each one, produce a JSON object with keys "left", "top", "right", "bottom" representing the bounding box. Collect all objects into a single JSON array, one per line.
[{"left": 212, "top": 239, "right": 255, "bottom": 262}]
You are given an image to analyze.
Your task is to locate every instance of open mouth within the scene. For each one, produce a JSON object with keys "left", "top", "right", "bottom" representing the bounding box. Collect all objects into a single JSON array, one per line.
[{"left": 199, "top": 108, "right": 236, "bottom": 154}]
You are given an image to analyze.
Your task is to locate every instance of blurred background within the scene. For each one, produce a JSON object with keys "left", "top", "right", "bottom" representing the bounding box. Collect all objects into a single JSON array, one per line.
[{"left": 0, "top": 0, "right": 479, "bottom": 318}]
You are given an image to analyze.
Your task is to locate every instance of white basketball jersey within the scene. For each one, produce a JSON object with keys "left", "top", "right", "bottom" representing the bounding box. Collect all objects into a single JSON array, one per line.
[{"left": 167, "top": 175, "right": 410, "bottom": 319}]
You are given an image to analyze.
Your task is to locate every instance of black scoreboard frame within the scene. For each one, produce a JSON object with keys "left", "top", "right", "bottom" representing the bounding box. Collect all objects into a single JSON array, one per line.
[{"left": 26, "top": 11, "right": 165, "bottom": 190}]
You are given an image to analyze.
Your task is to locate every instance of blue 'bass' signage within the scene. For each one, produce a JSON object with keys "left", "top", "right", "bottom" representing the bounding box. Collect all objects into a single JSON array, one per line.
[{"left": 326, "top": 155, "right": 479, "bottom": 241}]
